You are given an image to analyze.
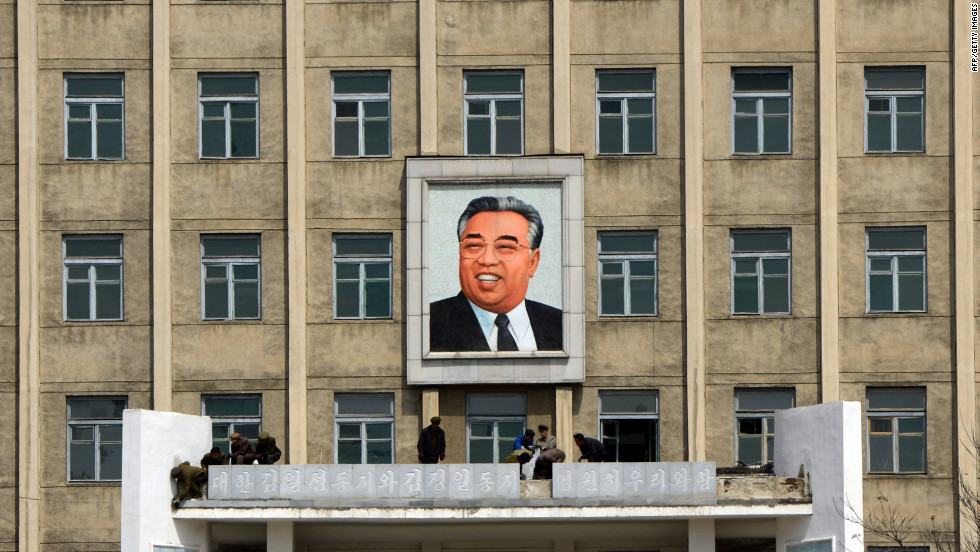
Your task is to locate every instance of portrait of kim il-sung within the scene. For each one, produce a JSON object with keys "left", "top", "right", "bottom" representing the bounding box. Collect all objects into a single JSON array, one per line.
[{"left": 429, "top": 195, "right": 563, "bottom": 353}]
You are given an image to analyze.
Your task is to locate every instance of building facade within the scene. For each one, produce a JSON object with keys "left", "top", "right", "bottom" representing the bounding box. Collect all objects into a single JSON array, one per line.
[{"left": 4, "top": 0, "right": 978, "bottom": 550}]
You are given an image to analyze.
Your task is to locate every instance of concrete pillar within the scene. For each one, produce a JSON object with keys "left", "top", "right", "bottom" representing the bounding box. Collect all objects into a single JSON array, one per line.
[
  {"left": 688, "top": 519, "right": 715, "bottom": 552},
  {"left": 556, "top": 386, "right": 573, "bottom": 454},
  {"left": 419, "top": 0, "right": 437, "bottom": 154},
  {"left": 268, "top": 521, "right": 295, "bottom": 552},
  {"left": 422, "top": 388, "right": 440, "bottom": 423},
  {"left": 552, "top": 0, "right": 571, "bottom": 153}
]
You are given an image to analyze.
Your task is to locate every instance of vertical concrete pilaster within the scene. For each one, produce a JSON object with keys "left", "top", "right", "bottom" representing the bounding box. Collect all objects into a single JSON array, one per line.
[
  {"left": 683, "top": 0, "right": 706, "bottom": 462},
  {"left": 286, "top": 0, "right": 309, "bottom": 464},
  {"left": 267, "top": 521, "right": 295, "bottom": 552},
  {"left": 817, "top": 0, "right": 840, "bottom": 403},
  {"left": 688, "top": 519, "right": 715, "bottom": 552},
  {"left": 555, "top": 386, "right": 573, "bottom": 454},
  {"left": 419, "top": 0, "right": 438, "bottom": 155},
  {"left": 152, "top": 0, "right": 174, "bottom": 411},
  {"left": 16, "top": 0, "right": 41, "bottom": 549},
  {"left": 552, "top": 0, "right": 571, "bottom": 153},
  {"left": 422, "top": 388, "right": 440, "bottom": 424}
]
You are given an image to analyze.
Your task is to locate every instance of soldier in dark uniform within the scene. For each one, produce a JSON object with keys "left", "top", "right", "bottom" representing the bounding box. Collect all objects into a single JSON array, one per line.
[
  {"left": 200, "top": 446, "right": 227, "bottom": 470},
  {"left": 255, "top": 431, "right": 282, "bottom": 465},
  {"left": 171, "top": 461, "right": 208, "bottom": 509}
]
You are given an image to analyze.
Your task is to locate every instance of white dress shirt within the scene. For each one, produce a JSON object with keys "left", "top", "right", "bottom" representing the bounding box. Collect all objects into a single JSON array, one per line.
[{"left": 466, "top": 299, "right": 539, "bottom": 351}]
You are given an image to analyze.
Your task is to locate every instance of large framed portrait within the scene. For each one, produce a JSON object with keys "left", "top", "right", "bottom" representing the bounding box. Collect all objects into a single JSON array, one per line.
[{"left": 405, "top": 156, "right": 585, "bottom": 385}]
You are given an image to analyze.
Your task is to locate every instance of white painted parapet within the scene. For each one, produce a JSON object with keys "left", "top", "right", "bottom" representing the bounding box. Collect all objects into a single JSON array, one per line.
[
  {"left": 774, "top": 402, "right": 864, "bottom": 552},
  {"left": 121, "top": 409, "right": 212, "bottom": 552}
]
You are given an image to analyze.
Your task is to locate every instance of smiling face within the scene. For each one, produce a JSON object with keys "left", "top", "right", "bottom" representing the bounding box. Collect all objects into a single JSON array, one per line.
[{"left": 458, "top": 211, "right": 541, "bottom": 314}]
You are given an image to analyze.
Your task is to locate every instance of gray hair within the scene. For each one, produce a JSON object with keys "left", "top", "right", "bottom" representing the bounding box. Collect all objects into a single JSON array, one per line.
[{"left": 456, "top": 196, "right": 544, "bottom": 250}]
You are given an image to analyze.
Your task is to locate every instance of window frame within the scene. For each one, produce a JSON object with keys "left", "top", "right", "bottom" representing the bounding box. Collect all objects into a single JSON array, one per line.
[
  {"left": 463, "top": 71, "right": 525, "bottom": 156},
  {"left": 465, "top": 393, "right": 526, "bottom": 464},
  {"left": 332, "top": 234, "right": 393, "bottom": 320},
  {"left": 198, "top": 73, "right": 260, "bottom": 160},
  {"left": 595, "top": 69, "right": 656, "bottom": 156},
  {"left": 864, "top": 67, "right": 925, "bottom": 154},
  {"left": 598, "top": 390, "right": 660, "bottom": 462},
  {"left": 200, "top": 235, "right": 262, "bottom": 321},
  {"left": 64, "top": 73, "right": 125, "bottom": 161},
  {"left": 866, "top": 387, "right": 926, "bottom": 475},
  {"left": 733, "top": 388, "right": 795, "bottom": 466},
  {"left": 202, "top": 394, "right": 263, "bottom": 456},
  {"left": 597, "top": 231, "right": 658, "bottom": 317},
  {"left": 67, "top": 396, "right": 127, "bottom": 483},
  {"left": 334, "top": 393, "right": 395, "bottom": 464},
  {"left": 63, "top": 235, "right": 124, "bottom": 322},
  {"left": 865, "top": 227, "right": 927, "bottom": 314},
  {"left": 731, "top": 68, "right": 793, "bottom": 156},
  {"left": 730, "top": 229, "right": 792, "bottom": 315},
  {"left": 331, "top": 72, "right": 392, "bottom": 158}
]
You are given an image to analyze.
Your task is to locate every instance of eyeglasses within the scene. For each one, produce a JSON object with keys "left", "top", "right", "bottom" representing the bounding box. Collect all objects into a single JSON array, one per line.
[{"left": 459, "top": 238, "right": 532, "bottom": 261}]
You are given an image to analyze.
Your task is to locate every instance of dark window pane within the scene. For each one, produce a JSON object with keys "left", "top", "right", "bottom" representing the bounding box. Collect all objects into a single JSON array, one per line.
[
  {"left": 333, "top": 74, "right": 389, "bottom": 94},
  {"left": 72, "top": 426, "right": 95, "bottom": 441},
  {"left": 468, "top": 101, "right": 490, "bottom": 116},
  {"left": 338, "top": 424, "right": 361, "bottom": 439},
  {"left": 868, "top": 229, "right": 924, "bottom": 250},
  {"left": 230, "top": 102, "right": 256, "bottom": 119},
  {"left": 366, "top": 423, "right": 392, "bottom": 439},
  {"left": 629, "top": 277, "right": 656, "bottom": 315},
  {"left": 70, "top": 442, "right": 96, "bottom": 480},
  {"left": 598, "top": 117, "right": 624, "bottom": 154},
  {"left": 897, "top": 273, "right": 924, "bottom": 311},
  {"left": 363, "top": 119, "right": 390, "bottom": 156},
  {"left": 334, "top": 120, "right": 359, "bottom": 156},
  {"left": 868, "top": 97, "right": 891, "bottom": 112},
  {"left": 69, "top": 398, "right": 127, "bottom": 419},
  {"left": 468, "top": 394, "right": 524, "bottom": 416},
  {"left": 68, "top": 105, "right": 91, "bottom": 120},
  {"left": 469, "top": 422, "right": 493, "bottom": 438},
  {"left": 869, "top": 434, "right": 894, "bottom": 472},
  {"left": 630, "top": 260, "right": 656, "bottom": 277},
  {"left": 868, "top": 388, "right": 925, "bottom": 410},
  {"left": 898, "top": 417, "right": 924, "bottom": 433},
  {"left": 335, "top": 264, "right": 360, "bottom": 279},
  {"left": 68, "top": 266, "right": 90, "bottom": 280},
  {"left": 367, "top": 440, "right": 393, "bottom": 463},
  {"left": 469, "top": 438, "right": 493, "bottom": 463},
  {"left": 898, "top": 256, "right": 924, "bottom": 272},
  {"left": 96, "top": 103, "right": 123, "bottom": 119},
  {"left": 764, "top": 98, "right": 790, "bottom": 115},
  {"left": 627, "top": 98, "right": 654, "bottom": 115},
  {"left": 762, "top": 115, "right": 790, "bottom": 153},
  {"left": 337, "top": 440, "right": 362, "bottom": 463},
  {"left": 95, "top": 282, "right": 121, "bottom": 319},
  {"left": 865, "top": 68, "right": 924, "bottom": 90},
  {"left": 337, "top": 395, "right": 392, "bottom": 416},
  {"left": 201, "top": 120, "right": 226, "bottom": 157},
  {"left": 202, "top": 237, "right": 260, "bottom": 257},
  {"left": 496, "top": 100, "right": 521, "bottom": 117},
  {"left": 762, "top": 258, "right": 789, "bottom": 275},
  {"left": 233, "top": 264, "right": 259, "bottom": 280},
  {"left": 96, "top": 121, "right": 123, "bottom": 158},
  {"left": 204, "top": 395, "right": 261, "bottom": 417},
  {"left": 335, "top": 102, "right": 358, "bottom": 118},
  {"left": 334, "top": 236, "right": 391, "bottom": 257},
  {"left": 733, "top": 72, "right": 790, "bottom": 92},
  {"left": 203, "top": 104, "right": 225, "bottom": 118},
  {"left": 66, "top": 282, "right": 91, "bottom": 320},
  {"left": 739, "top": 418, "right": 763, "bottom": 434},
  {"left": 200, "top": 75, "right": 257, "bottom": 96},
  {"left": 364, "top": 262, "right": 389, "bottom": 279},
  {"left": 732, "top": 232, "right": 789, "bottom": 252},
  {"left": 869, "top": 274, "right": 894, "bottom": 311},
  {"left": 601, "top": 262, "right": 623, "bottom": 276},
  {"left": 734, "top": 259, "right": 758, "bottom": 275},
  {"left": 467, "top": 118, "right": 491, "bottom": 155},
  {"left": 363, "top": 101, "right": 388, "bottom": 117},
  {"left": 335, "top": 280, "right": 360, "bottom": 318},
  {"left": 495, "top": 118, "right": 522, "bottom": 154},
  {"left": 465, "top": 73, "right": 522, "bottom": 93},
  {"left": 204, "top": 281, "right": 229, "bottom": 318},
  {"left": 896, "top": 96, "right": 922, "bottom": 113},
  {"left": 234, "top": 282, "right": 259, "bottom": 318},
  {"left": 364, "top": 280, "right": 391, "bottom": 318},
  {"left": 67, "top": 76, "right": 123, "bottom": 97},
  {"left": 733, "top": 116, "right": 758, "bottom": 154},
  {"left": 738, "top": 435, "right": 763, "bottom": 465},
  {"left": 230, "top": 120, "right": 257, "bottom": 157},
  {"left": 896, "top": 113, "right": 923, "bottom": 151},
  {"left": 627, "top": 115, "right": 654, "bottom": 154},
  {"left": 735, "top": 100, "right": 757, "bottom": 114},
  {"left": 601, "top": 392, "right": 657, "bottom": 414},
  {"left": 733, "top": 275, "right": 759, "bottom": 313},
  {"left": 870, "top": 258, "right": 892, "bottom": 272},
  {"left": 597, "top": 72, "right": 654, "bottom": 92},
  {"left": 206, "top": 265, "right": 227, "bottom": 280},
  {"left": 67, "top": 121, "right": 92, "bottom": 159},
  {"left": 898, "top": 435, "right": 925, "bottom": 472},
  {"left": 737, "top": 390, "right": 794, "bottom": 411},
  {"left": 66, "top": 238, "right": 121, "bottom": 258},
  {"left": 762, "top": 275, "right": 790, "bottom": 313},
  {"left": 867, "top": 113, "right": 892, "bottom": 152},
  {"left": 599, "top": 100, "right": 622, "bottom": 114},
  {"left": 600, "top": 278, "right": 625, "bottom": 315},
  {"left": 599, "top": 233, "right": 656, "bottom": 254},
  {"left": 100, "top": 443, "right": 123, "bottom": 479}
]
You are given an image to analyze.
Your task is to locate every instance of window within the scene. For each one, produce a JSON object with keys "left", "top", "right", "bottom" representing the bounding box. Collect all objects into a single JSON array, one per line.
[
  {"left": 68, "top": 396, "right": 126, "bottom": 481},
  {"left": 199, "top": 74, "right": 258, "bottom": 159},
  {"left": 464, "top": 72, "right": 523, "bottom": 156},
  {"left": 201, "top": 235, "right": 261, "bottom": 320},
  {"left": 63, "top": 236, "right": 123, "bottom": 321},
  {"left": 866, "top": 227, "right": 926, "bottom": 313},
  {"left": 202, "top": 395, "right": 261, "bottom": 456},
  {"left": 598, "top": 232, "right": 657, "bottom": 316},
  {"left": 333, "top": 234, "right": 392, "bottom": 319},
  {"left": 599, "top": 390, "right": 659, "bottom": 462},
  {"left": 731, "top": 230, "right": 791, "bottom": 315},
  {"left": 466, "top": 393, "right": 526, "bottom": 463},
  {"left": 734, "top": 388, "right": 794, "bottom": 466},
  {"left": 866, "top": 388, "right": 925, "bottom": 474},
  {"left": 865, "top": 67, "right": 925, "bottom": 153},
  {"left": 65, "top": 74, "right": 124, "bottom": 160},
  {"left": 332, "top": 72, "right": 391, "bottom": 157},
  {"left": 732, "top": 69, "right": 791, "bottom": 155},
  {"left": 596, "top": 70, "right": 655, "bottom": 155},
  {"left": 335, "top": 394, "right": 394, "bottom": 463}
]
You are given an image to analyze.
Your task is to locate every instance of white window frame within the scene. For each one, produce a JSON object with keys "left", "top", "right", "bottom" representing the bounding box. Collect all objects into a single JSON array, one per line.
[
  {"left": 865, "top": 227, "right": 927, "bottom": 313},
  {"left": 64, "top": 73, "right": 125, "bottom": 160},
  {"left": 198, "top": 73, "right": 259, "bottom": 159},
  {"left": 331, "top": 72, "right": 391, "bottom": 158},
  {"left": 598, "top": 390, "right": 659, "bottom": 462},
  {"left": 67, "top": 396, "right": 127, "bottom": 482},
  {"left": 463, "top": 71, "right": 524, "bottom": 156},
  {"left": 332, "top": 234, "right": 393, "bottom": 320},
  {"left": 731, "top": 68, "right": 792, "bottom": 155},
  {"left": 597, "top": 232, "right": 658, "bottom": 317},
  {"left": 864, "top": 67, "right": 925, "bottom": 154},
  {"left": 63, "top": 235, "right": 124, "bottom": 322},
  {"left": 200, "top": 235, "right": 262, "bottom": 320},
  {"left": 202, "top": 394, "right": 262, "bottom": 455},
  {"left": 595, "top": 70, "right": 656, "bottom": 155},
  {"left": 465, "top": 393, "right": 526, "bottom": 464},
  {"left": 334, "top": 394, "right": 395, "bottom": 464},
  {"left": 730, "top": 229, "right": 792, "bottom": 315},
  {"left": 866, "top": 388, "right": 926, "bottom": 474},
  {"left": 733, "top": 388, "right": 795, "bottom": 466}
]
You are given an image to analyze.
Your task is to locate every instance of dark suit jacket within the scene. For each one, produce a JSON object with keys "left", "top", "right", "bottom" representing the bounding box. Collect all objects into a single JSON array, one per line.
[{"left": 429, "top": 292, "right": 562, "bottom": 352}]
